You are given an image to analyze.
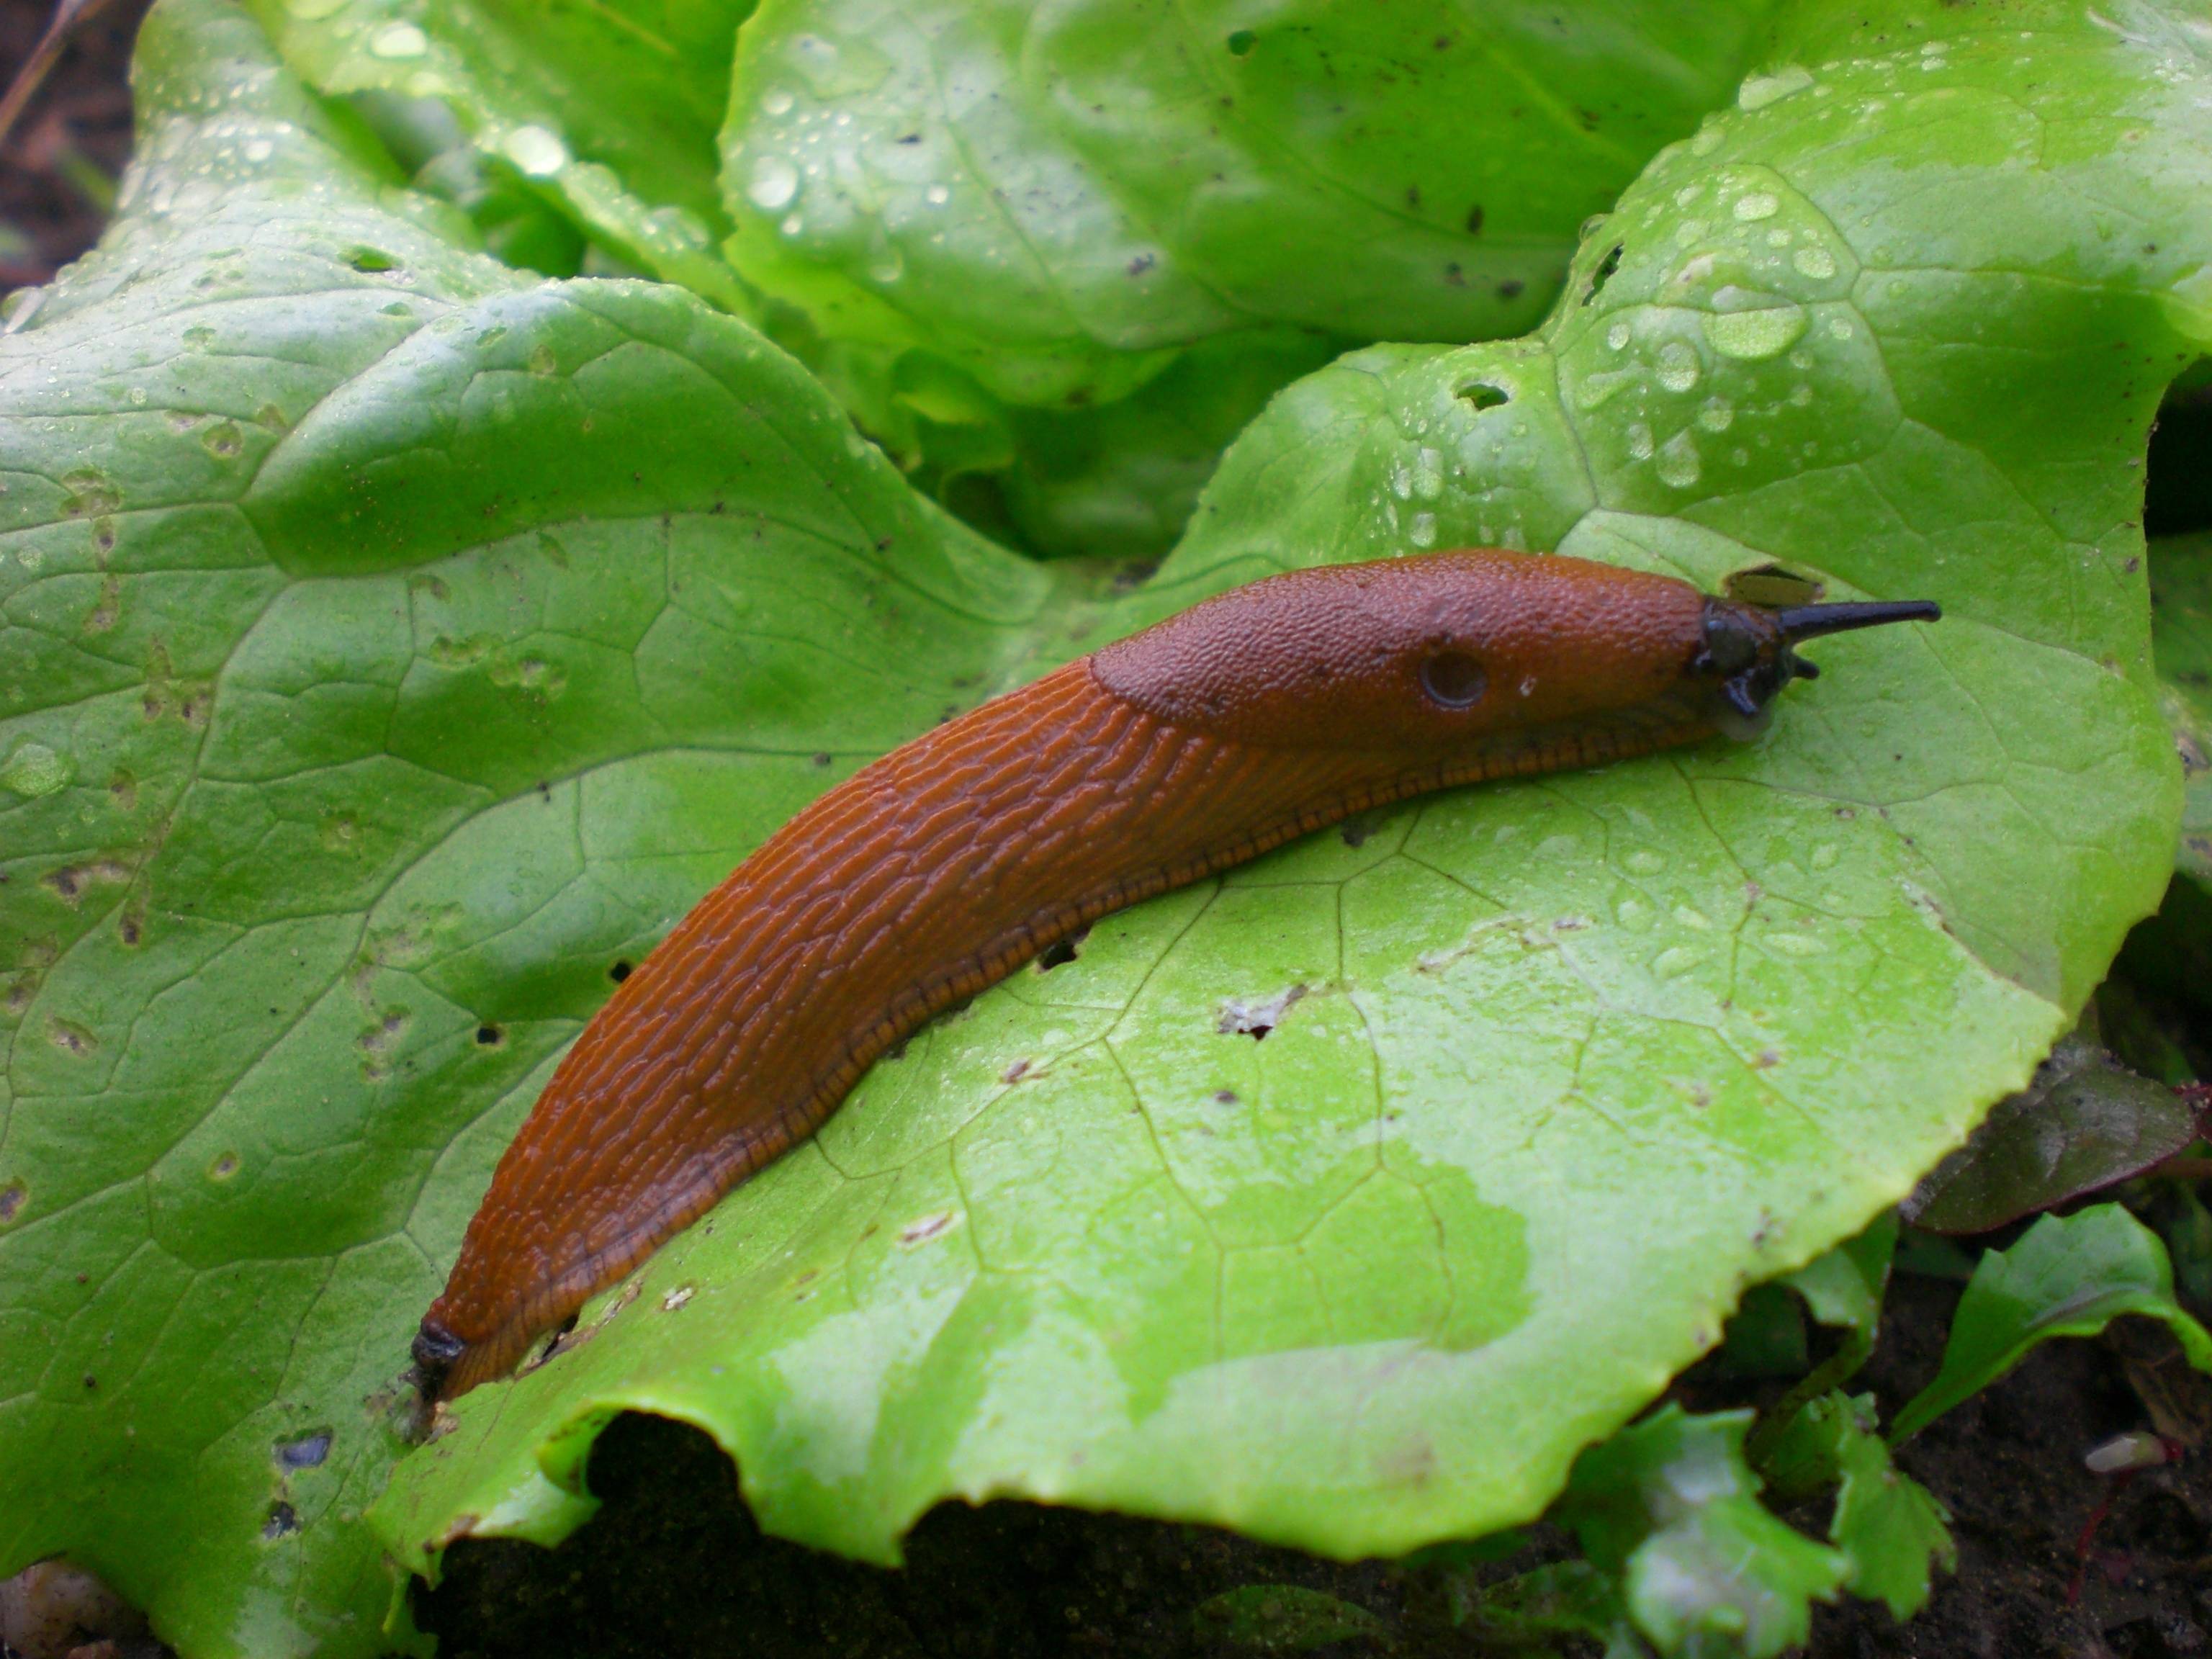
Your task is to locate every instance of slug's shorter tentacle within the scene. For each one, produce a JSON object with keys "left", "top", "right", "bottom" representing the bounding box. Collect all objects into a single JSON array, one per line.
[{"left": 413, "top": 550, "right": 1939, "bottom": 1405}]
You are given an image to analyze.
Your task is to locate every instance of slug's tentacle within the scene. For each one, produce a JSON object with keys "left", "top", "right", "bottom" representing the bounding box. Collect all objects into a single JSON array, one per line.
[{"left": 415, "top": 551, "right": 1938, "bottom": 1403}]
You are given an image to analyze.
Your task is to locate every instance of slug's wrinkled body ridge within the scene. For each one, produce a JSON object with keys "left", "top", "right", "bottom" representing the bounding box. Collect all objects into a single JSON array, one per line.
[{"left": 416, "top": 551, "right": 1936, "bottom": 1401}]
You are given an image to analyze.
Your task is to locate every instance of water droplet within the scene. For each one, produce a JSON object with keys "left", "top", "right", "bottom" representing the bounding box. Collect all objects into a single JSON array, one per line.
[
  {"left": 1734, "top": 192, "right": 1780, "bottom": 222},
  {"left": 788, "top": 30, "right": 890, "bottom": 96},
  {"left": 1409, "top": 512, "right": 1437, "bottom": 548},
  {"left": 781, "top": 214, "right": 804, "bottom": 236},
  {"left": 1413, "top": 448, "right": 1444, "bottom": 500},
  {"left": 1789, "top": 383, "right": 1814, "bottom": 407},
  {"left": 1673, "top": 905, "right": 1712, "bottom": 931},
  {"left": 1827, "top": 315, "right": 1853, "bottom": 339},
  {"left": 1655, "top": 431, "right": 1701, "bottom": 488},
  {"left": 1781, "top": 246, "right": 1833, "bottom": 282},
  {"left": 1626, "top": 849, "right": 1666, "bottom": 875},
  {"left": 1809, "top": 842, "right": 1840, "bottom": 871},
  {"left": 925, "top": 183, "right": 950, "bottom": 205},
  {"left": 368, "top": 22, "right": 427, "bottom": 58},
  {"left": 1696, "top": 397, "right": 1735, "bottom": 431},
  {"left": 1573, "top": 369, "right": 1635, "bottom": 410},
  {"left": 1652, "top": 945, "right": 1705, "bottom": 980},
  {"left": 284, "top": 0, "right": 347, "bottom": 17},
  {"left": 1702, "top": 303, "right": 1807, "bottom": 360},
  {"left": 1, "top": 742, "right": 71, "bottom": 798},
  {"left": 1655, "top": 339, "right": 1701, "bottom": 392},
  {"left": 1738, "top": 64, "right": 1815, "bottom": 111},
  {"left": 1674, "top": 186, "right": 1703, "bottom": 207},
  {"left": 747, "top": 156, "right": 799, "bottom": 211},
  {"left": 1690, "top": 126, "right": 1723, "bottom": 156},
  {"left": 1626, "top": 422, "right": 1655, "bottom": 462},
  {"left": 868, "top": 245, "right": 904, "bottom": 284},
  {"left": 761, "top": 88, "right": 795, "bottom": 116},
  {"left": 504, "top": 125, "right": 567, "bottom": 178},
  {"left": 1763, "top": 931, "right": 1826, "bottom": 958},
  {"left": 528, "top": 343, "right": 557, "bottom": 376},
  {"left": 202, "top": 421, "right": 243, "bottom": 457},
  {"left": 1606, "top": 321, "right": 1631, "bottom": 351}
]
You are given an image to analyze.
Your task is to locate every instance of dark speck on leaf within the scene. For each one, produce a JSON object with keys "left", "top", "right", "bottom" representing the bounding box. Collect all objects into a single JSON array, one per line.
[
  {"left": 1126, "top": 253, "right": 1155, "bottom": 276},
  {"left": 1212, "top": 1089, "right": 1238, "bottom": 1105},
  {"left": 475, "top": 1025, "right": 503, "bottom": 1047},
  {"left": 1443, "top": 262, "right": 1465, "bottom": 287},
  {"left": 1498, "top": 278, "right": 1525, "bottom": 300},
  {"left": 263, "top": 1501, "right": 302, "bottom": 1541},
  {"left": 608, "top": 961, "right": 634, "bottom": 984},
  {"left": 1406, "top": 185, "right": 1421, "bottom": 209},
  {"left": 1466, "top": 204, "right": 1484, "bottom": 235},
  {"left": 535, "top": 781, "right": 552, "bottom": 801},
  {"left": 876, "top": 536, "right": 894, "bottom": 551},
  {"left": 896, "top": 132, "right": 920, "bottom": 144}
]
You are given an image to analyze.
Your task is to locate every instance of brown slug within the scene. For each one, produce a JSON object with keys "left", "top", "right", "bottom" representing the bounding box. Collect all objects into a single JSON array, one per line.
[{"left": 413, "top": 549, "right": 1938, "bottom": 1401}]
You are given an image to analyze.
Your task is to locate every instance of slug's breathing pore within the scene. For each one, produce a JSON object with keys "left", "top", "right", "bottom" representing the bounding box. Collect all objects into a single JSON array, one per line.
[{"left": 413, "top": 550, "right": 1938, "bottom": 1404}]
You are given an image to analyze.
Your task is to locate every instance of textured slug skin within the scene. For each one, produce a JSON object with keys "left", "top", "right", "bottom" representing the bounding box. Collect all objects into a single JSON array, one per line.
[{"left": 418, "top": 550, "right": 1761, "bottom": 1401}]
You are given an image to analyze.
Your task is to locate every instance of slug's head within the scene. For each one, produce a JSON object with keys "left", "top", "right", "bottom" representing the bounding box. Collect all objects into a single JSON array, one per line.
[
  {"left": 1693, "top": 595, "right": 1942, "bottom": 739},
  {"left": 1090, "top": 551, "right": 1938, "bottom": 752}
]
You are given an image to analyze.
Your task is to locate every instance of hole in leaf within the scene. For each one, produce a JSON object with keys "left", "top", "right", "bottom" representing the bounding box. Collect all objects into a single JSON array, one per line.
[
  {"left": 475, "top": 1025, "right": 503, "bottom": 1047},
  {"left": 262, "top": 1501, "right": 301, "bottom": 1541},
  {"left": 1457, "top": 381, "right": 1509, "bottom": 411},
  {"left": 275, "top": 1431, "right": 333, "bottom": 1470},
  {"left": 1226, "top": 29, "right": 1256, "bottom": 54},
  {"left": 1036, "top": 929, "right": 1088, "bottom": 972},
  {"left": 1218, "top": 985, "right": 1307, "bottom": 1040},
  {"left": 1582, "top": 243, "right": 1623, "bottom": 305}
]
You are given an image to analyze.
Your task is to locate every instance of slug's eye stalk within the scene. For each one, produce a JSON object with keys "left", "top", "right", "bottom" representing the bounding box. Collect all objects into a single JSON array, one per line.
[{"left": 1698, "top": 595, "right": 1941, "bottom": 739}]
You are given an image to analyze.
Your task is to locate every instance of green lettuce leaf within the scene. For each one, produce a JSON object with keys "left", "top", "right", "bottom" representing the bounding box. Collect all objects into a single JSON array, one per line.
[
  {"left": 0, "top": 4, "right": 2206, "bottom": 1657},
  {"left": 243, "top": 0, "right": 757, "bottom": 307},
  {"left": 718, "top": 0, "right": 1790, "bottom": 406}
]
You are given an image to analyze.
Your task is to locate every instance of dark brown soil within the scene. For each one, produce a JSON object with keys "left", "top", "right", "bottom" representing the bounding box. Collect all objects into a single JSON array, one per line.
[
  {"left": 410, "top": 1267, "right": 2212, "bottom": 1659},
  {"left": 0, "top": 0, "right": 153, "bottom": 290}
]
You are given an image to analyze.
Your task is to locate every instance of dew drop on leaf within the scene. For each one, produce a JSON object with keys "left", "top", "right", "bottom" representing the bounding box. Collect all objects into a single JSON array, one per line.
[
  {"left": 1703, "top": 303, "right": 1807, "bottom": 360},
  {"left": 368, "top": 22, "right": 426, "bottom": 58},
  {"left": 1792, "top": 244, "right": 1837, "bottom": 279},
  {"left": 748, "top": 158, "right": 799, "bottom": 211},
  {"left": 1656, "top": 431, "right": 1701, "bottom": 488}
]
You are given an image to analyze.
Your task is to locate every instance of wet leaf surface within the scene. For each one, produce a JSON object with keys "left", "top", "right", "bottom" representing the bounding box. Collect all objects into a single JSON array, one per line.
[{"left": 1, "top": 4, "right": 2207, "bottom": 1655}]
